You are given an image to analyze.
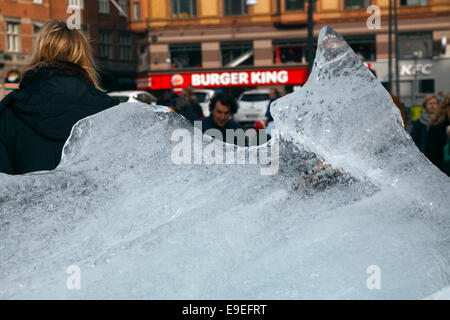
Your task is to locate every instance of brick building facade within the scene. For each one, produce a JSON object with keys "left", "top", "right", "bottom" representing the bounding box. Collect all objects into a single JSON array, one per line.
[
  {"left": 0, "top": 0, "right": 136, "bottom": 96},
  {"left": 130, "top": 0, "right": 450, "bottom": 105}
]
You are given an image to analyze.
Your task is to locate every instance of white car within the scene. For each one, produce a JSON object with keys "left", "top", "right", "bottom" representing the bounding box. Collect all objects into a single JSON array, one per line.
[
  {"left": 108, "top": 91, "right": 157, "bottom": 105},
  {"left": 193, "top": 89, "right": 215, "bottom": 117},
  {"left": 234, "top": 89, "right": 271, "bottom": 124}
]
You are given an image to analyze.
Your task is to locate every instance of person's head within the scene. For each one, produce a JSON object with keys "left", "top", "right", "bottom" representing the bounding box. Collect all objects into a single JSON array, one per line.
[
  {"left": 422, "top": 95, "right": 439, "bottom": 114},
  {"left": 269, "top": 88, "right": 281, "bottom": 99},
  {"left": 28, "top": 20, "right": 101, "bottom": 89},
  {"left": 430, "top": 94, "right": 450, "bottom": 126},
  {"left": 209, "top": 93, "right": 238, "bottom": 128}
]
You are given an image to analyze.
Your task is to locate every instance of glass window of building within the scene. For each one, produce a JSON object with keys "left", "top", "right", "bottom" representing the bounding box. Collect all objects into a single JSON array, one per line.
[
  {"left": 273, "top": 39, "right": 306, "bottom": 64},
  {"left": 400, "top": 0, "right": 428, "bottom": 6},
  {"left": 398, "top": 32, "right": 433, "bottom": 59},
  {"left": 118, "top": 33, "right": 133, "bottom": 61},
  {"left": 98, "top": 0, "right": 110, "bottom": 14},
  {"left": 221, "top": 41, "right": 253, "bottom": 67},
  {"left": 285, "top": 0, "right": 305, "bottom": 11},
  {"left": 346, "top": 35, "right": 376, "bottom": 61},
  {"left": 99, "top": 30, "right": 114, "bottom": 59},
  {"left": 133, "top": 2, "right": 141, "bottom": 20},
  {"left": 118, "top": 0, "right": 127, "bottom": 15},
  {"left": 172, "top": 0, "right": 197, "bottom": 17},
  {"left": 169, "top": 43, "right": 202, "bottom": 68},
  {"left": 68, "top": 0, "right": 84, "bottom": 9},
  {"left": 344, "top": 0, "right": 370, "bottom": 9},
  {"left": 419, "top": 79, "right": 435, "bottom": 94},
  {"left": 223, "top": 0, "right": 248, "bottom": 16},
  {"left": 6, "top": 22, "right": 21, "bottom": 52}
]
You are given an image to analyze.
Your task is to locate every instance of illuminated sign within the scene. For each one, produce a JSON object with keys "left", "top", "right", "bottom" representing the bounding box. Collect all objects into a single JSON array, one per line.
[{"left": 137, "top": 68, "right": 308, "bottom": 90}]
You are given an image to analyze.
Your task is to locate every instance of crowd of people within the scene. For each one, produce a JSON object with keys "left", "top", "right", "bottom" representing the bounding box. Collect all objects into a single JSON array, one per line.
[{"left": 0, "top": 20, "right": 449, "bottom": 178}]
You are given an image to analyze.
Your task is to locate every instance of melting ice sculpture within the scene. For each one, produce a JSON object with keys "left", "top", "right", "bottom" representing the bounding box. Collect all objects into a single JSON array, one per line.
[{"left": 0, "top": 27, "right": 449, "bottom": 299}]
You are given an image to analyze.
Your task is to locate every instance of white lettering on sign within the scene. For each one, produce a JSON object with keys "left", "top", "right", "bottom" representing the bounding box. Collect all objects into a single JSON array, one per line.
[
  {"left": 400, "top": 64, "right": 432, "bottom": 76},
  {"left": 192, "top": 74, "right": 201, "bottom": 86},
  {"left": 278, "top": 70, "right": 288, "bottom": 83},
  {"left": 191, "top": 70, "right": 288, "bottom": 87}
]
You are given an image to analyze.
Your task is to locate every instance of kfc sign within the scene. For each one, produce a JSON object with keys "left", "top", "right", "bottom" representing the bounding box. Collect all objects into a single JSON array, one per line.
[
  {"left": 400, "top": 63, "right": 432, "bottom": 76},
  {"left": 137, "top": 67, "right": 308, "bottom": 90}
]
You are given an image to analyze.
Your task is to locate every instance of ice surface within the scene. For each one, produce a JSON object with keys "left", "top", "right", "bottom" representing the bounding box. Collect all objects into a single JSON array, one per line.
[{"left": 1, "top": 27, "right": 449, "bottom": 299}]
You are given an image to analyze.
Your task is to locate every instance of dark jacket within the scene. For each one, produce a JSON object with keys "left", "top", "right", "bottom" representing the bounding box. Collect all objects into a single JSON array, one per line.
[
  {"left": 410, "top": 120, "right": 428, "bottom": 153},
  {"left": 0, "top": 60, "right": 119, "bottom": 175},
  {"left": 200, "top": 116, "right": 244, "bottom": 146},
  {"left": 265, "top": 97, "right": 278, "bottom": 122},
  {"left": 172, "top": 94, "right": 202, "bottom": 123},
  {"left": 425, "top": 117, "right": 450, "bottom": 175}
]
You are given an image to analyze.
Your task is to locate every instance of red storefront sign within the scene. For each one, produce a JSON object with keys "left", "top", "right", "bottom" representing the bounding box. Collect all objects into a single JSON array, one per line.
[{"left": 137, "top": 67, "right": 309, "bottom": 90}]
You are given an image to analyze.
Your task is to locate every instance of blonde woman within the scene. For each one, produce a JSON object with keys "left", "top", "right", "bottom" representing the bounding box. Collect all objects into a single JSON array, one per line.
[
  {"left": 425, "top": 94, "right": 450, "bottom": 175},
  {"left": 0, "top": 20, "right": 119, "bottom": 175}
]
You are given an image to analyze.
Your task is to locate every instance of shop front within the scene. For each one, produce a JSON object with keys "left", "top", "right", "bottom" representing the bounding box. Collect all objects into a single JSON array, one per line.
[
  {"left": 372, "top": 58, "right": 450, "bottom": 113},
  {"left": 136, "top": 66, "right": 309, "bottom": 99}
]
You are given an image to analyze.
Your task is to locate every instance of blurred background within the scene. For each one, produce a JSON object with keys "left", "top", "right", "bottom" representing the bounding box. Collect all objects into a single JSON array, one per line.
[{"left": 0, "top": 0, "right": 449, "bottom": 126}]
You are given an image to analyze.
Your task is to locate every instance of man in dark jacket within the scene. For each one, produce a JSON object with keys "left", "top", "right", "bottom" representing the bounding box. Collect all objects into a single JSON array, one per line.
[
  {"left": 0, "top": 61, "right": 119, "bottom": 175},
  {"left": 200, "top": 93, "right": 243, "bottom": 145}
]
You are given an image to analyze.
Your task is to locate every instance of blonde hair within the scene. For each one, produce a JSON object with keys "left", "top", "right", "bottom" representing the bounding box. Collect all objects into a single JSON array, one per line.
[
  {"left": 28, "top": 20, "right": 101, "bottom": 90},
  {"left": 430, "top": 94, "right": 450, "bottom": 126},
  {"left": 421, "top": 95, "right": 438, "bottom": 112}
]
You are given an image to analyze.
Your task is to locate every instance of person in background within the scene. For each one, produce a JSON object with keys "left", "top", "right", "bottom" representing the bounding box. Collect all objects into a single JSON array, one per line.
[
  {"left": 390, "top": 94, "right": 407, "bottom": 130},
  {"left": 265, "top": 88, "right": 281, "bottom": 123},
  {"left": 425, "top": 94, "right": 450, "bottom": 176},
  {"left": 201, "top": 93, "right": 243, "bottom": 144},
  {"left": 156, "top": 90, "right": 172, "bottom": 107},
  {"left": 443, "top": 125, "right": 450, "bottom": 176},
  {"left": 0, "top": 20, "right": 119, "bottom": 175},
  {"left": 370, "top": 69, "right": 407, "bottom": 129},
  {"left": 410, "top": 95, "right": 438, "bottom": 153},
  {"left": 172, "top": 87, "right": 203, "bottom": 122}
]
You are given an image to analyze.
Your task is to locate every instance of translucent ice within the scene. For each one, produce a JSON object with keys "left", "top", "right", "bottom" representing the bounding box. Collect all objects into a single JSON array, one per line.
[{"left": 0, "top": 27, "right": 449, "bottom": 299}]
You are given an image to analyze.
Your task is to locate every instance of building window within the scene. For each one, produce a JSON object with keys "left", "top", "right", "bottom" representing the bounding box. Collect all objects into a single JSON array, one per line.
[
  {"left": 285, "top": 0, "right": 305, "bottom": 11},
  {"left": 221, "top": 41, "right": 253, "bottom": 67},
  {"left": 172, "top": 0, "right": 197, "bottom": 17},
  {"left": 273, "top": 40, "right": 306, "bottom": 64},
  {"left": 419, "top": 79, "right": 434, "bottom": 94},
  {"left": 223, "top": 0, "right": 248, "bottom": 16},
  {"left": 400, "top": 0, "right": 427, "bottom": 6},
  {"left": 33, "top": 22, "right": 43, "bottom": 44},
  {"left": 118, "top": 33, "right": 133, "bottom": 61},
  {"left": 118, "top": 0, "right": 127, "bottom": 15},
  {"left": 6, "top": 22, "right": 21, "bottom": 53},
  {"left": 169, "top": 43, "right": 202, "bottom": 69},
  {"left": 346, "top": 35, "right": 376, "bottom": 61},
  {"left": 398, "top": 32, "right": 433, "bottom": 59},
  {"left": 344, "top": 0, "right": 370, "bottom": 9},
  {"left": 68, "top": 0, "right": 84, "bottom": 9},
  {"left": 98, "top": 0, "right": 110, "bottom": 14},
  {"left": 133, "top": 2, "right": 141, "bottom": 20},
  {"left": 99, "top": 31, "right": 114, "bottom": 59}
]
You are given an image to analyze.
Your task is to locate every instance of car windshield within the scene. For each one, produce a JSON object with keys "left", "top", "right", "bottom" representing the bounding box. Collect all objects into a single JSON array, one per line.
[
  {"left": 194, "top": 92, "right": 207, "bottom": 103},
  {"left": 114, "top": 96, "right": 130, "bottom": 103},
  {"left": 240, "top": 93, "right": 270, "bottom": 102}
]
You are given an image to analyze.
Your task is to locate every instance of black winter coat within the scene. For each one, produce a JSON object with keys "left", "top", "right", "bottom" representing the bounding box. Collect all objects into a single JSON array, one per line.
[
  {"left": 0, "top": 61, "right": 119, "bottom": 175},
  {"left": 425, "top": 117, "right": 450, "bottom": 174},
  {"left": 410, "top": 120, "right": 428, "bottom": 153}
]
